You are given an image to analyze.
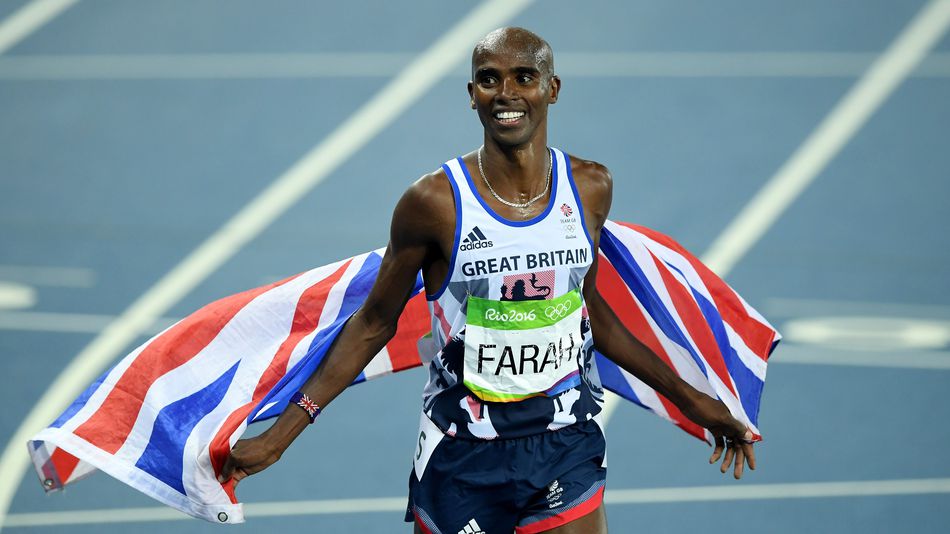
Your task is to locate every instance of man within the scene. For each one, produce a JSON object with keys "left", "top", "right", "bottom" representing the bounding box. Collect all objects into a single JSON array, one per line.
[{"left": 220, "top": 27, "right": 755, "bottom": 533}]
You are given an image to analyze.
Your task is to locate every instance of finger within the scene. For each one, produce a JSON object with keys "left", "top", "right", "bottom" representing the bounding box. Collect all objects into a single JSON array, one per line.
[
  {"left": 720, "top": 444, "right": 735, "bottom": 474},
  {"left": 709, "top": 435, "right": 725, "bottom": 464},
  {"left": 232, "top": 467, "right": 249, "bottom": 483},
  {"left": 217, "top": 456, "right": 235, "bottom": 483},
  {"left": 232, "top": 459, "right": 272, "bottom": 480},
  {"left": 743, "top": 442, "right": 756, "bottom": 471},
  {"left": 733, "top": 447, "right": 745, "bottom": 479}
]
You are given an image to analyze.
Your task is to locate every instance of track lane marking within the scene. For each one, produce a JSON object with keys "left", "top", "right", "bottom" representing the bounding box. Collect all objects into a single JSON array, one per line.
[
  {"left": 2, "top": 51, "right": 950, "bottom": 79},
  {"left": 0, "top": 0, "right": 76, "bottom": 55},
  {"left": 702, "top": 0, "right": 950, "bottom": 276},
  {"left": 767, "top": 298, "right": 950, "bottom": 319},
  {"left": 0, "top": 311, "right": 177, "bottom": 335},
  {"left": 0, "top": 266, "right": 95, "bottom": 288},
  {"left": 6, "top": 477, "right": 950, "bottom": 527},
  {"left": 776, "top": 345, "right": 950, "bottom": 370}
]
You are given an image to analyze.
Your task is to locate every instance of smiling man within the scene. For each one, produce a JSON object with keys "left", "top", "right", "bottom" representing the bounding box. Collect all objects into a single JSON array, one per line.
[{"left": 219, "top": 27, "right": 755, "bottom": 534}]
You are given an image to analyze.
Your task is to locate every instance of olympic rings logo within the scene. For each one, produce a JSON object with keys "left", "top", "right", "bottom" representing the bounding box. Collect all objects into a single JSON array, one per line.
[{"left": 544, "top": 301, "right": 572, "bottom": 320}]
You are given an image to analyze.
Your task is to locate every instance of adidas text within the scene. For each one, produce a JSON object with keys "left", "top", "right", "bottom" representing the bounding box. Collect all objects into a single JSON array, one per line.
[
  {"left": 460, "top": 240, "right": 493, "bottom": 251},
  {"left": 460, "top": 226, "right": 493, "bottom": 251}
]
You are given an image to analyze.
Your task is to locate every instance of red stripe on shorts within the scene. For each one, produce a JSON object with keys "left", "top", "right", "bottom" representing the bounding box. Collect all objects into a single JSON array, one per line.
[{"left": 515, "top": 485, "right": 604, "bottom": 534}]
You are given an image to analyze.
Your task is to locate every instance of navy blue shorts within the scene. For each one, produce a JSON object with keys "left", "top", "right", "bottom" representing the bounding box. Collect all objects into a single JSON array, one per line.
[{"left": 405, "top": 414, "right": 606, "bottom": 534}]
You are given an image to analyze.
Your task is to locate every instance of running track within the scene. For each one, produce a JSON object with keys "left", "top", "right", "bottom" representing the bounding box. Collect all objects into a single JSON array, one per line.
[{"left": 1, "top": 1, "right": 949, "bottom": 532}]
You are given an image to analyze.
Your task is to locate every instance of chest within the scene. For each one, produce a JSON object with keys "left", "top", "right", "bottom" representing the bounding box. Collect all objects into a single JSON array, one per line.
[
  {"left": 440, "top": 161, "right": 596, "bottom": 266},
  {"left": 452, "top": 195, "right": 591, "bottom": 304}
]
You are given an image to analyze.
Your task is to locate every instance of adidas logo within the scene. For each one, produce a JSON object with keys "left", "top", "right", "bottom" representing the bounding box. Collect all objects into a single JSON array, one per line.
[
  {"left": 458, "top": 518, "right": 486, "bottom": 534},
  {"left": 459, "top": 226, "right": 493, "bottom": 251}
]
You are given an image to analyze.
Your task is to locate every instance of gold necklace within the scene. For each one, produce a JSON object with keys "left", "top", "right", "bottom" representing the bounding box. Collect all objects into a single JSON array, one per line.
[{"left": 477, "top": 146, "right": 552, "bottom": 217}]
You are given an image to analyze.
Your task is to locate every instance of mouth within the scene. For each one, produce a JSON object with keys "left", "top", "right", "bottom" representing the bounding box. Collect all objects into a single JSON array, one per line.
[{"left": 493, "top": 110, "right": 525, "bottom": 126}]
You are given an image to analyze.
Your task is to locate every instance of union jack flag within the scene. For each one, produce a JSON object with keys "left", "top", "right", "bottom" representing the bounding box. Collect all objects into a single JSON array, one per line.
[
  {"left": 595, "top": 221, "right": 778, "bottom": 442},
  {"left": 28, "top": 222, "right": 778, "bottom": 523}
]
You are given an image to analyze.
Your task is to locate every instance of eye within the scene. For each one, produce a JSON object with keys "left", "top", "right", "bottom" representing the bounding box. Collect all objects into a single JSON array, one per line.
[
  {"left": 479, "top": 75, "right": 498, "bottom": 86},
  {"left": 517, "top": 73, "right": 534, "bottom": 84}
]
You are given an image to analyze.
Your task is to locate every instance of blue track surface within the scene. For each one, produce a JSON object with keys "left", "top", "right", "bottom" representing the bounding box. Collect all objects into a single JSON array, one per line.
[{"left": 1, "top": 1, "right": 948, "bottom": 532}]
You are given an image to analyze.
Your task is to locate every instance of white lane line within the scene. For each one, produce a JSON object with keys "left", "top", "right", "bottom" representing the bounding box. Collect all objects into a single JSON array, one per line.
[
  {"left": 605, "top": 477, "right": 950, "bottom": 504},
  {"left": 773, "top": 345, "right": 950, "bottom": 370},
  {"left": 599, "top": 0, "right": 950, "bottom": 429},
  {"left": 0, "top": 311, "right": 111, "bottom": 332},
  {"left": 767, "top": 298, "right": 950, "bottom": 319},
  {"left": 6, "top": 478, "right": 949, "bottom": 527},
  {"left": 0, "top": 282, "right": 36, "bottom": 310},
  {"left": 0, "top": 0, "right": 535, "bottom": 529},
  {"left": 0, "top": 311, "right": 178, "bottom": 335},
  {"left": 0, "top": 52, "right": 414, "bottom": 78},
  {"left": 3, "top": 51, "right": 950, "bottom": 79},
  {"left": 0, "top": 265, "right": 95, "bottom": 288},
  {"left": 702, "top": 0, "right": 950, "bottom": 276},
  {"left": 0, "top": 0, "right": 76, "bottom": 55},
  {"left": 557, "top": 51, "right": 950, "bottom": 78}
]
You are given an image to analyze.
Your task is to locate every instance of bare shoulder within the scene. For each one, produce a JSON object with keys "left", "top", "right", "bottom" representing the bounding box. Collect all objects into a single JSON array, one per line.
[
  {"left": 397, "top": 167, "right": 455, "bottom": 222},
  {"left": 391, "top": 166, "right": 455, "bottom": 248},
  {"left": 410, "top": 166, "right": 455, "bottom": 201},
  {"left": 567, "top": 154, "right": 612, "bottom": 223},
  {"left": 569, "top": 155, "right": 612, "bottom": 192}
]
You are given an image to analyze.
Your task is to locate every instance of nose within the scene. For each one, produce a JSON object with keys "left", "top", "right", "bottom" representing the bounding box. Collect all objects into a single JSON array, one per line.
[{"left": 498, "top": 76, "right": 519, "bottom": 101}]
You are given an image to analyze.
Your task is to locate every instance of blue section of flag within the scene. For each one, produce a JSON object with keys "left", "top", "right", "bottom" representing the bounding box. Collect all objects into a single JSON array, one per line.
[
  {"left": 595, "top": 352, "right": 641, "bottom": 407},
  {"left": 50, "top": 369, "right": 109, "bottom": 429},
  {"left": 134, "top": 362, "right": 239, "bottom": 495}
]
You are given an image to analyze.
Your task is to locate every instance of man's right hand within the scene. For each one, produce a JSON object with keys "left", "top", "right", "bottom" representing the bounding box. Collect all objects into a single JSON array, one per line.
[
  {"left": 217, "top": 408, "right": 309, "bottom": 487},
  {"left": 218, "top": 433, "right": 286, "bottom": 486}
]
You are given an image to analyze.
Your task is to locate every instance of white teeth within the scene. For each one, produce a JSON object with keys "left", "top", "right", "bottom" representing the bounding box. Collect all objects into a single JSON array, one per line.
[{"left": 495, "top": 111, "right": 524, "bottom": 120}]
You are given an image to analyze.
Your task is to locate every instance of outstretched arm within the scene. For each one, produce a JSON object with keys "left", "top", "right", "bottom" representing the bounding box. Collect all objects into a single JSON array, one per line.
[
  {"left": 219, "top": 175, "right": 445, "bottom": 485},
  {"left": 574, "top": 159, "right": 756, "bottom": 479}
]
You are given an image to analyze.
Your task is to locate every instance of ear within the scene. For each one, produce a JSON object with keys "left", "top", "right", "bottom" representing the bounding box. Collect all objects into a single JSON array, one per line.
[
  {"left": 548, "top": 75, "right": 561, "bottom": 104},
  {"left": 467, "top": 81, "right": 476, "bottom": 109}
]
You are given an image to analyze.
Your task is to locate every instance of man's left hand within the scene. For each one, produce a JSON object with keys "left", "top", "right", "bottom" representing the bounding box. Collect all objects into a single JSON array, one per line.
[{"left": 682, "top": 392, "right": 757, "bottom": 479}]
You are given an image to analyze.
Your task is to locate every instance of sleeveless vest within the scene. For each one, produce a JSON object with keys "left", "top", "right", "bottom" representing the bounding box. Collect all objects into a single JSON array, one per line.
[{"left": 421, "top": 147, "right": 605, "bottom": 440}]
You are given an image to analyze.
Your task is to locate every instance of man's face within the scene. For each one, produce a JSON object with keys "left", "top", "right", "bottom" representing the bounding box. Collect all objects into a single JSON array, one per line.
[{"left": 468, "top": 46, "right": 560, "bottom": 147}]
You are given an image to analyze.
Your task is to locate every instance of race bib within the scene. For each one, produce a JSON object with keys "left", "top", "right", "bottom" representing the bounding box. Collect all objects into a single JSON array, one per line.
[{"left": 463, "top": 289, "right": 584, "bottom": 402}]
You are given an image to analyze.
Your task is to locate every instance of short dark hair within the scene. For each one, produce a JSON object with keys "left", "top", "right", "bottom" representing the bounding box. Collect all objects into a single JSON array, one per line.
[{"left": 471, "top": 27, "right": 554, "bottom": 80}]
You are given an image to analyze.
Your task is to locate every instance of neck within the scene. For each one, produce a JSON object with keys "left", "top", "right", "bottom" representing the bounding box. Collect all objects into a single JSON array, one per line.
[{"left": 480, "top": 135, "right": 549, "bottom": 194}]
